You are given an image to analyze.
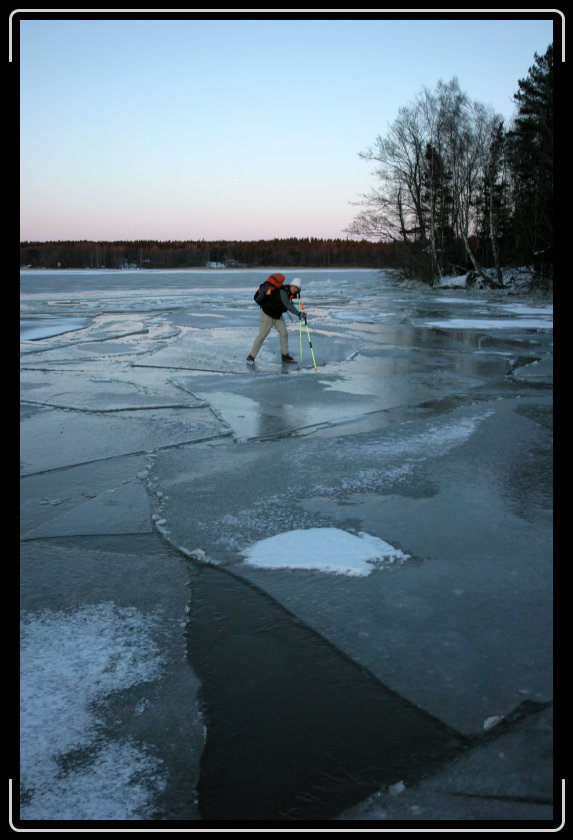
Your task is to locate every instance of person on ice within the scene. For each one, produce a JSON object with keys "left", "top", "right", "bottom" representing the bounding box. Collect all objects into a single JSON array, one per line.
[{"left": 247, "top": 274, "right": 306, "bottom": 364}]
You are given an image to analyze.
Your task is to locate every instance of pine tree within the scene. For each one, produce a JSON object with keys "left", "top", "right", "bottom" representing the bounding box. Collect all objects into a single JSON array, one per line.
[{"left": 508, "top": 43, "right": 553, "bottom": 274}]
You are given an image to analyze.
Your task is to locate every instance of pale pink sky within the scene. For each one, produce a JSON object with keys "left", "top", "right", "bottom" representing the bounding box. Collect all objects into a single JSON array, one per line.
[{"left": 19, "top": 16, "right": 556, "bottom": 242}]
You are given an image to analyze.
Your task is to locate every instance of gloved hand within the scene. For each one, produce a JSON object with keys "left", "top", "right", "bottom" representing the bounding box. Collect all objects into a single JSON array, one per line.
[{"left": 299, "top": 311, "right": 307, "bottom": 322}]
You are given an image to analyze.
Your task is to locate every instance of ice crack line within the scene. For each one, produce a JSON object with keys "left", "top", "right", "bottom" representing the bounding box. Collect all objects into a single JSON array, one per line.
[
  {"left": 20, "top": 399, "right": 206, "bottom": 413},
  {"left": 20, "top": 430, "right": 235, "bottom": 478}
]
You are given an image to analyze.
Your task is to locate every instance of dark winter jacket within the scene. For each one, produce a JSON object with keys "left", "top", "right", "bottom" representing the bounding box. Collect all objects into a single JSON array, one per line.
[{"left": 260, "top": 284, "right": 301, "bottom": 320}]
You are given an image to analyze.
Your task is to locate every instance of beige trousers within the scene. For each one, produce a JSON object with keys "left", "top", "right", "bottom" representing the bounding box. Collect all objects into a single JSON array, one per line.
[{"left": 249, "top": 310, "right": 289, "bottom": 357}]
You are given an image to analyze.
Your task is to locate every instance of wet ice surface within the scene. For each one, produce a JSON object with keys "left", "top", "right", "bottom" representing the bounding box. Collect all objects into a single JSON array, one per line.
[{"left": 19, "top": 269, "right": 553, "bottom": 823}]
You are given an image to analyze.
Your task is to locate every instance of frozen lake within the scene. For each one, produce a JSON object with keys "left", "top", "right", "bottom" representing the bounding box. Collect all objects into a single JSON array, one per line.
[{"left": 19, "top": 268, "right": 554, "bottom": 824}]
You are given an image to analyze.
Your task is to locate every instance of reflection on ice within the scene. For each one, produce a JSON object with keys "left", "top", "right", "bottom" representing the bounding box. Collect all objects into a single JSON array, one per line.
[
  {"left": 422, "top": 299, "right": 553, "bottom": 332},
  {"left": 20, "top": 316, "right": 91, "bottom": 340},
  {"left": 423, "top": 316, "right": 553, "bottom": 330}
]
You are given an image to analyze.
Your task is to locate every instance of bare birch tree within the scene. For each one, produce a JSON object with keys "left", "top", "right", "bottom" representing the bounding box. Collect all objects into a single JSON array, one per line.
[{"left": 348, "top": 77, "right": 504, "bottom": 283}]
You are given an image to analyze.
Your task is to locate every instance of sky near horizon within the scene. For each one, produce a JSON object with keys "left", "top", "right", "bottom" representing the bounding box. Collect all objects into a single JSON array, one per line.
[{"left": 19, "top": 15, "right": 556, "bottom": 243}]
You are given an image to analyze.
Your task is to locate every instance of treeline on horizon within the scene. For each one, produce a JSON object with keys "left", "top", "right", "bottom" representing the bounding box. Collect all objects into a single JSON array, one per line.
[{"left": 19, "top": 237, "right": 400, "bottom": 270}]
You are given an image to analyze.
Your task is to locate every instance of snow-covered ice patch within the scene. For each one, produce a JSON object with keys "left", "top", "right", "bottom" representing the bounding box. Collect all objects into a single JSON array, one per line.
[
  {"left": 20, "top": 602, "right": 167, "bottom": 820},
  {"left": 498, "top": 303, "right": 553, "bottom": 317},
  {"left": 242, "top": 528, "right": 409, "bottom": 576},
  {"left": 327, "top": 410, "right": 495, "bottom": 465},
  {"left": 436, "top": 274, "right": 468, "bottom": 288}
]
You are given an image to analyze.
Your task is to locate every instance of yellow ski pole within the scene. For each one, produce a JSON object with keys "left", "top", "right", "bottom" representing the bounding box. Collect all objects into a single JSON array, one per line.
[
  {"left": 300, "top": 301, "right": 317, "bottom": 372},
  {"left": 299, "top": 301, "right": 303, "bottom": 361}
]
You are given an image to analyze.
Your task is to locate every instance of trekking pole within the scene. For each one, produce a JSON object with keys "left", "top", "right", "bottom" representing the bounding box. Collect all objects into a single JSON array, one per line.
[
  {"left": 300, "top": 301, "right": 317, "bottom": 372},
  {"left": 298, "top": 301, "right": 303, "bottom": 361}
]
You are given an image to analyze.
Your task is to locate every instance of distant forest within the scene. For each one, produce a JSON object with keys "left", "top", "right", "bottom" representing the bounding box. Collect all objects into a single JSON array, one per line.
[{"left": 19, "top": 237, "right": 399, "bottom": 271}]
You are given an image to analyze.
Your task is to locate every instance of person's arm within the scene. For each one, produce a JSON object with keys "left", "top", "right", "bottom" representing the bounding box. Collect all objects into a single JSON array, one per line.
[{"left": 280, "top": 288, "right": 304, "bottom": 317}]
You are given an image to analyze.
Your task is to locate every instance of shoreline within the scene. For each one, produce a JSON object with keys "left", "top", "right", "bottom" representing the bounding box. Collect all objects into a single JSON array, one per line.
[
  {"left": 20, "top": 265, "right": 553, "bottom": 301},
  {"left": 20, "top": 265, "right": 393, "bottom": 271}
]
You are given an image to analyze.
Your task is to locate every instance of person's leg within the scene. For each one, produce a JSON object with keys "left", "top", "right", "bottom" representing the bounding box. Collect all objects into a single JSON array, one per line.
[
  {"left": 274, "top": 316, "right": 289, "bottom": 356},
  {"left": 249, "top": 310, "right": 273, "bottom": 358}
]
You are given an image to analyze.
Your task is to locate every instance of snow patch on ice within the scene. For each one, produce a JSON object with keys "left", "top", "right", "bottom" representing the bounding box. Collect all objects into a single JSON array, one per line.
[
  {"left": 389, "top": 780, "right": 406, "bottom": 795},
  {"left": 327, "top": 410, "right": 495, "bottom": 465},
  {"left": 20, "top": 603, "right": 167, "bottom": 820},
  {"left": 179, "top": 546, "right": 220, "bottom": 565},
  {"left": 483, "top": 715, "right": 504, "bottom": 731},
  {"left": 241, "top": 527, "right": 409, "bottom": 576}
]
